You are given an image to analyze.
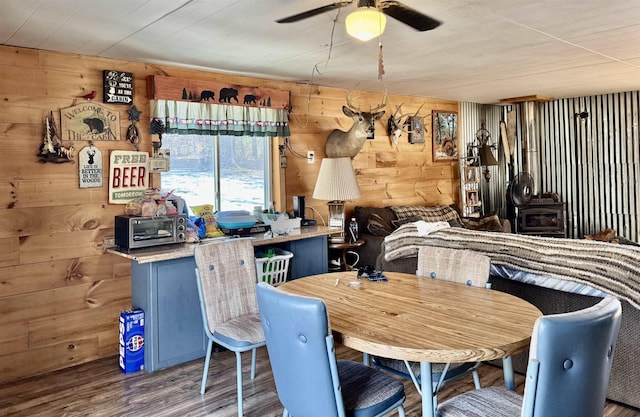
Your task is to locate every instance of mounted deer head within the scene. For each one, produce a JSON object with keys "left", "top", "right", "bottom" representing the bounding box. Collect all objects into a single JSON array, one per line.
[{"left": 325, "top": 91, "right": 386, "bottom": 158}]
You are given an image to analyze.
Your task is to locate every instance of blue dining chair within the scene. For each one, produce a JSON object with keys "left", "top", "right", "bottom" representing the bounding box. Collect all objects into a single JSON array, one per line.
[
  {"left": 256, "top": 282, "right": 406, "bottom": 417},
  {"left": 372, "top": 247, "right": 490, "bottom": 398},
  {"left": 438, "top": 296, "right": 622, "bottom": 417},
  {"left": 194, "top": 239, "right": 266, "bottom": 417}
]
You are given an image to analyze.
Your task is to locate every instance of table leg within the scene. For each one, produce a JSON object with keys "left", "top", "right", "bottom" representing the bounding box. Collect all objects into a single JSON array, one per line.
[
  {"left": 502, "top": 356, "right": 515, "bottom": 390},
  {"left": 420, "top": 361, "right": 435, "bottom": 417}
]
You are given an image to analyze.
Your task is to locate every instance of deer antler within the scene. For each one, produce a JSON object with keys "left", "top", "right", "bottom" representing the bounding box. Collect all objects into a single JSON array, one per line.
[
  {"left": 370, "top": 85, "right": 388, "bottom": 112},
  {"left": 389, "top": 102, "right": 424, "bottom": 133},
  {"left": 346, "top": 86, "right": 388, "bottom": 113},
  {"left": 346, "top": 90, "right": 361, "bottom": 112},
  {"left": 391, "top": 103, "right": 404, "bottom": 119},
  {"left": 411, "top": 103, "right": 424, "bottom": 118},
  {"left": 387, "top": 102, "right": 425, "bottom": 149},
  {"left": 399, "top": 103, "right": 426, "bottom": 132}
]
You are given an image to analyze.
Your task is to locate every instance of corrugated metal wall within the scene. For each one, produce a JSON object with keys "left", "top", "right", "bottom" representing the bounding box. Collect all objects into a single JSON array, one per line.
[
  {"left": 460, "top": 102, "right": 508, "bottom": 216},
  {"left": 461, "top": 90, "right": 640, "bottom": 242},
  {"left": 540, "top": 92, "right": 640, "bottom": 241}
]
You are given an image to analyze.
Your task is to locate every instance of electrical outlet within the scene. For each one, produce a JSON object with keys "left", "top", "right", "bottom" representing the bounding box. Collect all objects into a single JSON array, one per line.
[
  {"left": 307, "top": 150, "right": 315, "bottom": 164},
  {"left": 103, "top": 235, "right": 116, "bottom": 251}
]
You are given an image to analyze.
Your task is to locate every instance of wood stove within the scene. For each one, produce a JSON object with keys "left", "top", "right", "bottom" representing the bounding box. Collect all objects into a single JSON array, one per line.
[{"left": 517, "top": 193, "right": 567, "bottom": 237}]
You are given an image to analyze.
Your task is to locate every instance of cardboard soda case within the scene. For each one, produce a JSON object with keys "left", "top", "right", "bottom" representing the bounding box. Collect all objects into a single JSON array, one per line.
[{"left": 119, "top": 309, "right": 144, "bottom": 373}]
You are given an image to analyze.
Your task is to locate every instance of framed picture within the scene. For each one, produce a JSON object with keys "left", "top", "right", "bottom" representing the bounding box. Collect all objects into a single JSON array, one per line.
[
  {"left": 432, "top": 110, "right": 458, "bottom": 161},
  {"left": 466, "top": 189, "right": 481, "bottom": 206},
  {"left": 407, "top": 116, "right": 424, "bottom": 144},
  {"left": 464, "top": 166, "right": 478, "bottom": 183}
]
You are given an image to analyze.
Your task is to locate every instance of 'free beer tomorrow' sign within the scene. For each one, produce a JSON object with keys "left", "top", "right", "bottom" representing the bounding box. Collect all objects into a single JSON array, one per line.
[{"left": 109, "top": 150, "right": 149, "bottom": 203}]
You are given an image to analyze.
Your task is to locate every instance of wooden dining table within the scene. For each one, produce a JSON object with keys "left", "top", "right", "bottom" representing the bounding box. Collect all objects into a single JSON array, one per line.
[{"left": 279, "top": 271, "right": 542, "bottom": 417}]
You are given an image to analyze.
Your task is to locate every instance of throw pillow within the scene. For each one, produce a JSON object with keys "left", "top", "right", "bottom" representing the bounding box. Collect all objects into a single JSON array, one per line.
[
  {"left": 390, "top": 205, "right": 463, "bottom": 224},
  {"left": 367, "top": 213, "right": 395, "bottom": 236},
  {"left": 355, "top": 206, "right": 396, "bottom": 234},
  {"left": 461, "top": 213, "right": 504, "bottom": 232}
]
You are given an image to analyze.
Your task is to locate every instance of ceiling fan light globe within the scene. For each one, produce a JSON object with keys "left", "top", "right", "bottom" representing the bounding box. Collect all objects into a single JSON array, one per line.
[{"left": 346, "top": 8, "right": 386, "bottom": 41}]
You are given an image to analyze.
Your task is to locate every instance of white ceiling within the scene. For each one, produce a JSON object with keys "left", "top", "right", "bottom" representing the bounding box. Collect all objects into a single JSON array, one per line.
[{"left": 1, "top": 0, "right": 639, "bottom": 104}]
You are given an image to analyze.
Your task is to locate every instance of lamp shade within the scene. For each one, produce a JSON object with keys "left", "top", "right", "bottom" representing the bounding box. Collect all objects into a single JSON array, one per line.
[
  {"left": 345, "top": 7, "right": 386, "bottom": 41},
  {"left": 313, "top": 157, "right": 361, "bottom": 201},
  {"left": 478, "top": 145, "right": 499, "bottom": 166}
]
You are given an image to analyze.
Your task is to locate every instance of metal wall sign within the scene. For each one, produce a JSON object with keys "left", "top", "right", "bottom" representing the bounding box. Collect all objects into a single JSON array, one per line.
[
  {"left": 103, "top": 70, "right": 134, "bottom": 105},
  {"left": 109, "top": 150, "right": 149, "bottom": 203},
  {"left": 79, "top": 145, "right": 103, "bottom": 188}
]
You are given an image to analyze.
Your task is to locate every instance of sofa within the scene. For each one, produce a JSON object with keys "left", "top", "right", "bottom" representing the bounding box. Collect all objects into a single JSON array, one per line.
[
  {"left": 352, "top": 204, "right": 510, "bottom": 269},
  {"left": 352, "top": 204, "right": 640, "bottom": 410}
]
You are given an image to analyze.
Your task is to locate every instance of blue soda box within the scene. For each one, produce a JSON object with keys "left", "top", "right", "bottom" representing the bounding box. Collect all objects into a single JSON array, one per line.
[{"left": 119, "top": 309, "right": 145, "bottom": 374}]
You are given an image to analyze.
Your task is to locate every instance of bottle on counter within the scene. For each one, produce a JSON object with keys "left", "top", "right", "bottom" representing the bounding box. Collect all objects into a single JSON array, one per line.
[
  {"left": 253, "top": 206, "right": 263, "bottom": 221},
  {"left": 348, "top": 217, "right": 358, "bottom": 243}
]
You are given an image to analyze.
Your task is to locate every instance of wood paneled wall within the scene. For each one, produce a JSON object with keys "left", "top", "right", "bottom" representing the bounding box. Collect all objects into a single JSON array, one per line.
[
  {"left": 0, "top": 44, "right": 459, "bottom": 383},
  {"left": 284, "top": 85, "right": 459, "bottom": 221}
]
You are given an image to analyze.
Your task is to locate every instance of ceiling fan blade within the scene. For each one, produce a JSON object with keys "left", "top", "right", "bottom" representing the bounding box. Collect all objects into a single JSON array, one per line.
[
  {"left": 380, "top": 1, "right": 441, "bottom": 31},
  {"left": 276, "top": 1, "right": 353, "bottom": 23}
]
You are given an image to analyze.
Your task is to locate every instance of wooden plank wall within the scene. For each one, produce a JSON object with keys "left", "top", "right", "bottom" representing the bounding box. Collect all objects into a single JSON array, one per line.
[
  {"left": 0, "top": 44, "right": 459, "bottom": 384},
  {"left": 284, "top": 84, "right": 459, "bottom": 221}
]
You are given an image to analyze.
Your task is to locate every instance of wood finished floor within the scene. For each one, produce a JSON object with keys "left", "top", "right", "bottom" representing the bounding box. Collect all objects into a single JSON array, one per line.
[{"left": 1, "top": 346, "right": 638, "bottom": 417}]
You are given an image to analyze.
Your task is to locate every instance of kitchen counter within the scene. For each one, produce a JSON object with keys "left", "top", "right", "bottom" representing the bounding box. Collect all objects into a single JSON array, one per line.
[
  {"left": 107, "top": 225, "right": 339, "bottom": 264},
  {"left": 109, "top": 225, "right": 339, "bottom": 372}
]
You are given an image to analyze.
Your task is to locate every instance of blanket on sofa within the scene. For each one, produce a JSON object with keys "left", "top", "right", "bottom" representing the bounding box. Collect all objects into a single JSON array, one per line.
[{"left": 383, "top": 224, "right": 640, "bottom": 309}]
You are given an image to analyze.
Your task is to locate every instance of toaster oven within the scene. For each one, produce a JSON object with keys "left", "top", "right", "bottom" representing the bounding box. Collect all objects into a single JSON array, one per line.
[{"left": 115, "top": 215, "right": 187, "bottom": 250}]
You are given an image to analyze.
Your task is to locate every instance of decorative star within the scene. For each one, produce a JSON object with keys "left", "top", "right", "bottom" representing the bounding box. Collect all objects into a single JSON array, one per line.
[{"left": 127, "top": 105, "right": 142, "bottom": 122}]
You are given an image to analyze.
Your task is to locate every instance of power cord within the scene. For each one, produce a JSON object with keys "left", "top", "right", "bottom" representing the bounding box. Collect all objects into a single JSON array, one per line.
[
  {"left": 285, "top": 8, "right": 342, "bottom": 163},
  {"left": 306, "top": 206, "right": 326, "bottom": 226},
  {"left": 284, "top": 137, "right": 311, "bottom": 160},
  {"left": 288, "top": 6, "right": 341, "bottom": 130}
]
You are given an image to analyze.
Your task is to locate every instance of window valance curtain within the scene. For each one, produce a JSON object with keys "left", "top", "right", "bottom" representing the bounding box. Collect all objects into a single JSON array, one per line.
[{"left": 150, "top": 99, "right": 290, "bottom": 137}]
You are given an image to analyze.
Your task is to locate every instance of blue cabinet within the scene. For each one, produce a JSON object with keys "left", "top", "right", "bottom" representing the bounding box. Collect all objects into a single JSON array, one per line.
[
  {"left": 269, "top": 236, "right": 328, "bottom": 279},
  {"left": 129, "top": 234, "right": 329, "bottom": 372},
  {"left": 131, "top": 257, "right": 207, "bottom": 372}
]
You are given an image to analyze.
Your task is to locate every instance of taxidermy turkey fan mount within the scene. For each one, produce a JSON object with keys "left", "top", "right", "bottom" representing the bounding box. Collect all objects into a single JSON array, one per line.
[{"left": 276, "top": 0, "right": 441, "bottom": 33}]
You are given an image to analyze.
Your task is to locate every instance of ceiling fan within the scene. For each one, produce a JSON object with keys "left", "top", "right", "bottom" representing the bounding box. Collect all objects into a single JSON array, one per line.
[{"left": 276, "top": 0, "right": 441, "bottom": 41}]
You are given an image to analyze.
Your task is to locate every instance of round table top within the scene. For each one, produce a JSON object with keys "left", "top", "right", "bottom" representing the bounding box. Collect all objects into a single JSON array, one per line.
[{"left": 279, "top": 271, "right": 542, "bottom": 363}]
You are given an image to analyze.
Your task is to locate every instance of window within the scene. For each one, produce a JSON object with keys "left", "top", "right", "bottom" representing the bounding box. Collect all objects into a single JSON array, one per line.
[{"left": 160, "top": 134, "right": 271, "bottom": 213}]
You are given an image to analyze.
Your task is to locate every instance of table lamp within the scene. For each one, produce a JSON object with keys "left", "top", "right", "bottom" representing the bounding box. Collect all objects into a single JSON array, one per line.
[{"left": 312, "top": 157, "right": 361, "bottom": 241}]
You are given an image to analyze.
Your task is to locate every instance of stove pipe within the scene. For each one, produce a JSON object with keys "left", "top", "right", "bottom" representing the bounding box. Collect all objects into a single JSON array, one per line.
[{"left": 521, "top": 101, "right": 541, "bottom": 197}]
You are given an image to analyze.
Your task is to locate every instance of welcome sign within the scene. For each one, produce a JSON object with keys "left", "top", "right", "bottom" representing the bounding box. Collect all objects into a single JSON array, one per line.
[
  {"left": 60, "top": 102, "right": 121, "bottom": 141},
  {"left": 109, "top": 150, "right": 149, "bottom": 203}
]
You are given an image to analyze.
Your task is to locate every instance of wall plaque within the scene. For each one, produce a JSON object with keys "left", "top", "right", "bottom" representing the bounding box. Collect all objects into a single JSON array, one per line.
[
  {"left": 149, "top": 148, "right": 170, "bottom": 173},
  {"left": 109, "top": 150, "right": 149, "bottom": 203},
  {"left": 408, "top": 116, "right": 425, "bottom": 144},
  {"left": 60, "top": 102, "right": 120, "bottom": 141},
  {"left": 104, "top": 70, "right": 134, "bottom": 104},
  {"left": 78, "top": 145, "right": 103, "bottom": 188}
]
